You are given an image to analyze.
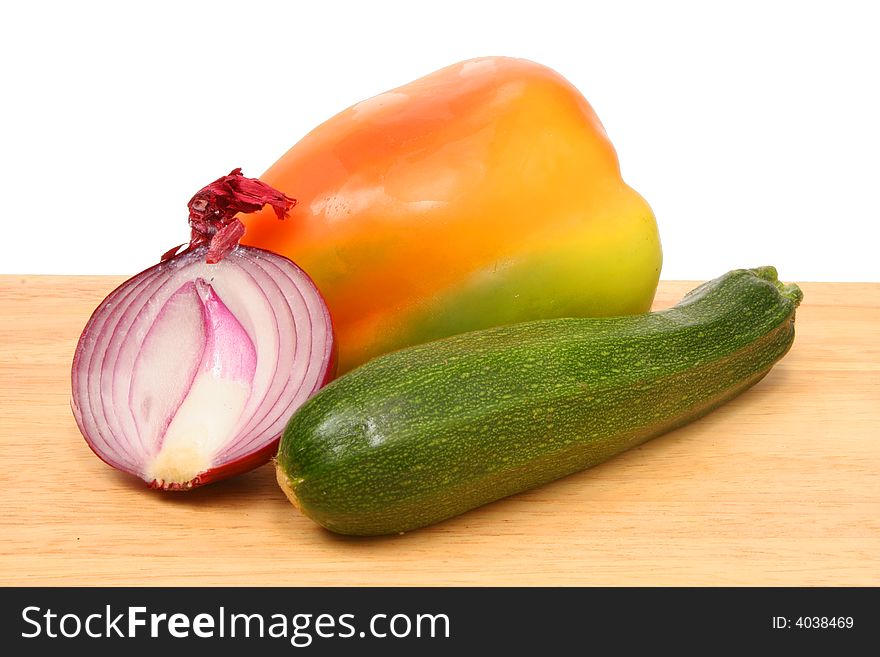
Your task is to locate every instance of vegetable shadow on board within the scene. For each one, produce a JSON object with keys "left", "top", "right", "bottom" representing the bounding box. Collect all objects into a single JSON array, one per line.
[{"left": 107, "top": 462, "right": 277, "bottom": 505}]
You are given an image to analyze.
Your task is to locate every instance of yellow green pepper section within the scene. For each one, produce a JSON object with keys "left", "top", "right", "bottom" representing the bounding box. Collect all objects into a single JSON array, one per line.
[{"left": 364, "top": 199, "right": 660, "bottom": 364}]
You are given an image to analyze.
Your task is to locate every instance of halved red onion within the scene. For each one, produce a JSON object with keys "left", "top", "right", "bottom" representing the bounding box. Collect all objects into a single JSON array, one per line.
[{"left": 71, "top": 170, "right": 335, "bottom": 489}]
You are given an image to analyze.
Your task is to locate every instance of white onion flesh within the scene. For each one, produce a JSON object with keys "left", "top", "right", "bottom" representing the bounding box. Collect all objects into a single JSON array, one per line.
[{"left": 71, "top": 245, "right": 335, "bottom": 489}]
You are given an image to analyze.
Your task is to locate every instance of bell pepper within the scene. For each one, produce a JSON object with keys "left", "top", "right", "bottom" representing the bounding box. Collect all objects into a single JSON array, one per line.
[{"left": 243, "top": 56, "right": 662, "bottom": 373}]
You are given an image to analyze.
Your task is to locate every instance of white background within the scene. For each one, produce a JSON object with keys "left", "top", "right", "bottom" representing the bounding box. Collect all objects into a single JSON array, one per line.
[{"left": 2, "top": 0, "right": 878, "bottom": 281}]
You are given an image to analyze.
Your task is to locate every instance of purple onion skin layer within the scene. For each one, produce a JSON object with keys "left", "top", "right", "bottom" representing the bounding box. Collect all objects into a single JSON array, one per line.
[{"left": 71, "top": 244, "right": 336, "bottom": 490}]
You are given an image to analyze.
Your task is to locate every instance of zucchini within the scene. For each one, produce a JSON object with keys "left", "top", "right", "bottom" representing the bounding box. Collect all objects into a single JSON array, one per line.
[{"left": 276, "top": 267, "right": 802, "bottom": 535}]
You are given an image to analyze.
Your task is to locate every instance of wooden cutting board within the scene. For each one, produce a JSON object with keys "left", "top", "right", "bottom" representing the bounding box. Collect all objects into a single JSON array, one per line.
[{"left": 0, "top": 276, "right": 877, "bottom": 586}]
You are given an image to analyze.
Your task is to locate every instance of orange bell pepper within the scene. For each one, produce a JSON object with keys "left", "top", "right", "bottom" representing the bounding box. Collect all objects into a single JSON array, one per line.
[{"left": 243, "top": 57, "right": 662, "bottom": 373}]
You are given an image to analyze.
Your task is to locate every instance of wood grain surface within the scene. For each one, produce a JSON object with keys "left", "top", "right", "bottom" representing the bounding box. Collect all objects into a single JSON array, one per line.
[{"left": 0, "top": 276, "right": 877, "bottom": 586}]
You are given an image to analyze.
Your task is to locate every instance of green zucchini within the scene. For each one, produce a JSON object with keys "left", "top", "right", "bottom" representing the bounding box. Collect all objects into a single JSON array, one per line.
[{"left": 276, "top": 267, "right": 802, "bottom": 535}]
